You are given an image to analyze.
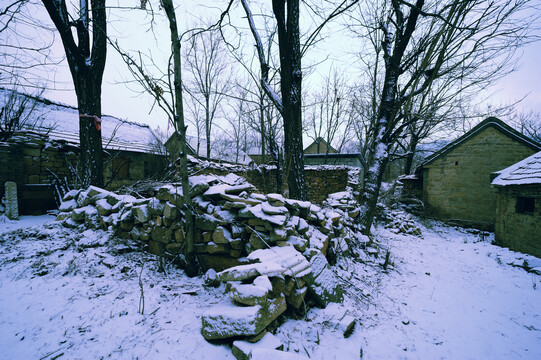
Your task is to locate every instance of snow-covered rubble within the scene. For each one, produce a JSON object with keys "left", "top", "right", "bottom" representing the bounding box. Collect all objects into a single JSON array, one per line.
[
  {"left": 1, "top": 211, "right": 540, "bottom": 358},
  {"left": 53, "top": 175, "right": 372, "bottom": 355}
]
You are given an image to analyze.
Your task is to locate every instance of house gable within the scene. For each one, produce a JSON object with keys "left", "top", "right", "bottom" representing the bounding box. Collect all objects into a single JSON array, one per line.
[
  {"left": 420, "top": 117, "right": 541, "bottom": 168},
  {"left": 304, "top": 137, "right": 338, "bottom": 154}
]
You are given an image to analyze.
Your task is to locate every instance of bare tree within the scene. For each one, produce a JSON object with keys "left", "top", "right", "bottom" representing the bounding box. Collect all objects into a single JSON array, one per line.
[
  {"left": 42, "top": 0, "right": 107, "bottom": 187},
  {"left": 0, "top": 0, "right": 59, "bottom": 88},
  {"left": 184, "top": 27, "right": 232, "bottom": 159},
  {"left": 0, "top": 87, "right": 46, "bottom": 141},
  {"left": 348, "top": 0, "right": 538, "bottom": 234},
  {"left": 511, "top": 110, "right": 541, "bottom": 143},
  {"left": 304, "top": 69, "right": 354, "bottom": 155},
  {"left": 111, "top": 0, "right": 197, "bottom": 276}
]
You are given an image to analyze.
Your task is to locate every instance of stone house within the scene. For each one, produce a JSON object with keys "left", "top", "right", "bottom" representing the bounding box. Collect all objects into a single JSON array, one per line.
[
  {"left": 491, "top": 151, "right": 541, "bottom": 257},
  {"left": 0, "top": 89, "right": 167, "bottom": 214},
  {"left": 412, "top": 117, "right": 541, "bottom": 230}
]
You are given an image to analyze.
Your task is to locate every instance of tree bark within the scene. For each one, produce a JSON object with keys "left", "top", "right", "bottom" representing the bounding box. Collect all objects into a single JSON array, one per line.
[
  {"left": 42, "top": 0, "right": 106, "bottom": 188},
  {"left": 162, "top": 0, "right": 197, "bottom": 277},
  {"left": 358, "top": 0, "right": 424, "bottom": 234},
  {"left": 273, "top": 0, "right": 306, "bottom": 200}
]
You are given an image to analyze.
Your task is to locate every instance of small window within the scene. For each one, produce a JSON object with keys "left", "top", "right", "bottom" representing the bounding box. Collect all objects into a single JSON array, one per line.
[
  {"left": 112, "top": 156, "right": 130, "bottom": 179},
  {"left": 516, "top": 197, "right": 535, "bottom": 215}
]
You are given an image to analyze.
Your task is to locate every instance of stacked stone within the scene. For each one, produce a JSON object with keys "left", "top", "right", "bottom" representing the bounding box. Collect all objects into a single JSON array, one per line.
[
  {"left": 201, "top": 246, "right": 349, "bottom": 348},
  {"left": 56, "top": 175, "right": 357, "bottom": 357},
  {"left": 56, "top": 174, "right": 352, "bottom": 269}
]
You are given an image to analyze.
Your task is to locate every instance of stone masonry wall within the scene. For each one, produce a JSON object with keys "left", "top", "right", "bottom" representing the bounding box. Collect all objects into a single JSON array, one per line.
[
  {"left": 495, "top": 185, "right": 541, "bottom": 258},
  {"left": 183, "top": 163, "right": 359, "bottom": 205},
  {"left": 422, "top": 127, "right": 537, "bottom": 229},
  {"left": 0, "top": 132, "right": 167, "bottom": 214}
]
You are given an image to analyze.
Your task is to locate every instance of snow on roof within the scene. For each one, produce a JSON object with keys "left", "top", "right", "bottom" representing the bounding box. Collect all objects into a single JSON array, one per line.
[
  {"left": 492, "top": 151, "right": 541, "bottom": 187},
  {"left": 1, "top": 88, "right": 164, "bottom": 154}
]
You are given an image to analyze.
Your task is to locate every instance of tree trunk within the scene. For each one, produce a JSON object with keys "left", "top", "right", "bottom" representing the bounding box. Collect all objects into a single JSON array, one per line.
[
  {"left": 42, "top": 0, "right": 107, "bottom": 188},
  {"left": 357, "top": 0, "right": 424, "bottom": 235},
  {"left": 205, "top": 95, "right": 211, "bottom": 159},
  {"left": 162, "top": 0, "right": 197, "bottom": 277},
  {"left": 74, "top": 72, "right": 104, "bottom": 188},
  {"left": 273, "top": 0, "right": 306, "bottom": 200},
  {"left": 404, "top": 133, "right": 419, "bottom": 175}
]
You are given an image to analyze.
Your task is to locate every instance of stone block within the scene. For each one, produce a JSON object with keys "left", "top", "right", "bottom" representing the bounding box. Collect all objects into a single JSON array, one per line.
[
  {"left": 201, "top": 295, "right": 286, "bottom": 340},
  {"left": 286, "top": 286, "right": 307, "bottom": 310},
  {"left": 151, "top": 227, "right": 173, "bottom": 244},
  {"left": 195, "top": 213, "right": 220, "bottom": 231},
  {"left": 163, "top": 201, "right": 179, "bottom": 220},
  {"left": 213, "top": 226, "right": 233, "bottom": 244},
  {"left": 229, "top": 280, "right": 271, "bottom": 306},
  {"left": 304, "top": 265, "right": 343, "bottom": 308},
  {"left": 207, "top": 241, "right": 230, "bottom": 254},
  {"left": 95, "top": 198, "right": 113, "bottom": 216},
  {"left": 232, "top": 333, "right": 284, "bottom": 360},
  {"left": 148, "top": 241, "right": 165, "bottom": 257},
  {"left": 166, "top": 243, "right": 184, "bottom": 255},
  {"left": 198, "top": 254, "right": 247, "bottom": 272}
]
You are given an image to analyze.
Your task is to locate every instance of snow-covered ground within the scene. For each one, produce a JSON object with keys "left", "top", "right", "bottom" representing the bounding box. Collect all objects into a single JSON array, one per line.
[{"left": 0, "top": 217, "right": 540, "bottom": 359}]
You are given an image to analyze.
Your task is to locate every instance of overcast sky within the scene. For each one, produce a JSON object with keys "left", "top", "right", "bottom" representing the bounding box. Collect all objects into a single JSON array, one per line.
[{"left": 7, "top": 1, "right": 541, "bottom": 137}]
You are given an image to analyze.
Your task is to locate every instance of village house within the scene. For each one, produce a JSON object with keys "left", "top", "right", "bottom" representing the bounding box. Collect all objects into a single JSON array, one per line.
[
  {"left": 0, "top": 89, "right": 167, "bottom": 214},
  {"left": 491, "top": 151, "right": 541, "bottom": 257},
  {"left": 405, "top": 117, "right": 541, "bottom": 230},
  {"left": 248, "top": 137, "right": 365, "bottom": 169}
]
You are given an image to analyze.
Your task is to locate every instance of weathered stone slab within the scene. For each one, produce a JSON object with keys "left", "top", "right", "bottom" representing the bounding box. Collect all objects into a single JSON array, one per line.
[
  {"left": 266, "top": 193, "right": 285, "bottom": 206},
  {"left": 151, "top": 227, "right": 173, "bottom": 244},
  {"left": 201, "top": 296, "right": 286, "bottom": 340},
  {"left": 163, "top": 201, "right": 179, "bottom": 220},
  {"left": 133, "top": 204, "right": 151, "bottom": 223},
  {"left": 195, "top": 213, "right": 220, "bottom": 231},
  {"left": 232, "top": 333, "right": 283, "bottom": 360},
  {"left": 207, "top": 241, "right": 230, "bottom": 254},
  {"left": 261, "top": 202, "right": 288, "bottom": 216},
  {"left": 59, "top": 199, "right": 77, "bottom": 212},
  {"left": 62, "top": 189, "right": 81, "bottom": 202},
  {"left": 95, "top": 198, "right": 113, "bottom": 216},
  {"left": 218, "top": 246, "right": 311, "bottom": 283},
  {"left": 4, "top": 181, "right": 19, "bottom": 220},
  {"left": 304, "top": 264, "right": 343, "bottom": 308},
  {"left": 229, "top": 281, "right": 270, "bottom": 306},
  {"left": 213, "top": 226, "right": 233, "bottom": 244}
]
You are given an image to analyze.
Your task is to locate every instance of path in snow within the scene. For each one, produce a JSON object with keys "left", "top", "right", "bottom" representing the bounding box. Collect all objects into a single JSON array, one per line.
[{"left": 354, "top": 223, "right": 541, "bottom": 359}]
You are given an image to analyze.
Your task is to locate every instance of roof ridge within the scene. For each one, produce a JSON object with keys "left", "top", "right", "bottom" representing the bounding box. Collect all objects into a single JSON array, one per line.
[
  {"left": 0, "top": 86, "right": 151, "bottom": 129},
  {"left": 419, "top": 117, "right": 541, "bottom": 169}
]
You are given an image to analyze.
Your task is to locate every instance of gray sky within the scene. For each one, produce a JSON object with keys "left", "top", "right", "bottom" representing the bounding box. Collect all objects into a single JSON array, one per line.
[{"left": 7, "top": 1, "right": 541, "bottom": 137}]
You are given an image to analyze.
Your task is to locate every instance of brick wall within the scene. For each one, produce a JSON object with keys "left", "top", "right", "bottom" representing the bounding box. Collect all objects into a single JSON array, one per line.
[
  {"left": 422, "top": 127, "right": 537, "bottom": 229},
  {"left": 495, "top": 185, "right": 541, "bottom": 257}
]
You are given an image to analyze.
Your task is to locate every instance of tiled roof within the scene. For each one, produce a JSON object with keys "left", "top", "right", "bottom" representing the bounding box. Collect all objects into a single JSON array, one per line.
[
  {"left": 1, "top": 88, "right": 164, "bottom": 154},
  {"left": 492, "top": 151, "right": 541, "bottom": 187}
]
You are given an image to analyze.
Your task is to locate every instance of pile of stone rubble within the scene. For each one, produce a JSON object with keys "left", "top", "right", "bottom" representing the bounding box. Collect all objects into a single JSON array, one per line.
[{"left": 56, "top": 174, "right": 370, "bottom": 359}]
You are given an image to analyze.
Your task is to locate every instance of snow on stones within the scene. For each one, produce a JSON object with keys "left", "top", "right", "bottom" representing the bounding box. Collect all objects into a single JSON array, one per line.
[
  {"left": 55, "top": 173, "right": 367, "bottom": 355},
  {"left": 201, "top": 296, "right": 287, "bottom": 340}
]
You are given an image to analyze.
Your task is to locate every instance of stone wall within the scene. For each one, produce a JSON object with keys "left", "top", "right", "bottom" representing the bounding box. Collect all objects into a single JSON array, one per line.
[
  {"left": 422, "top": 127, "right": 537, "bottom": 230},
  {"left": 495, "top": 185, "right": 541, "bottom": 258},
  {"left": 243, "top": 166, "right": 359, "bottom": 205},
  {"left": 0, "top": 132, "right": 167, "bottom": 214},
  {"left": 181, "top": 162, "right": 360, "bottom": 205}
]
